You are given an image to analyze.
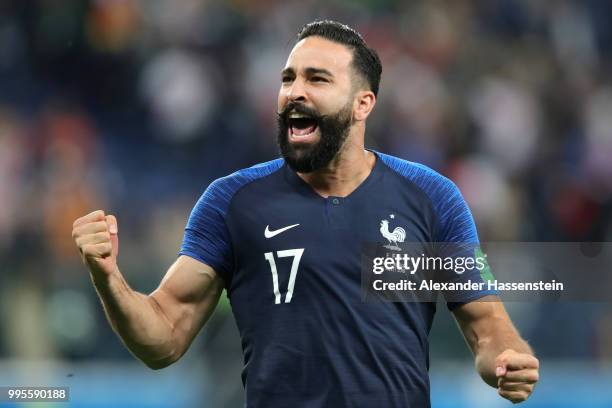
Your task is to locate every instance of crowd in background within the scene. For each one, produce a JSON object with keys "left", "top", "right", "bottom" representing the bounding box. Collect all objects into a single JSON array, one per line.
[{"left": 1, "top": 0, "right": 612, "bottom": 396}]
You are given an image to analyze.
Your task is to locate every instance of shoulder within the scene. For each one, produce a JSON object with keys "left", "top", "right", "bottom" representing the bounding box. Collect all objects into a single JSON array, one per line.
[
  {"left": 375, "top": 151, "right": 461, "bottom": 203},
  {"left": 210, "top": 158, "right": 285, "bottom": 191},
  {"left": 375, "top": 151, "right": 476, "bottom": 242},
  {"left": 201, "top": 158, "right": 285, "bottom": 210}
]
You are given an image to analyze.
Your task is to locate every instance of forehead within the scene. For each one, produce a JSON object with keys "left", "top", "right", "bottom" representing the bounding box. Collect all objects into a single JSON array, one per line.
[{"left": 284, "top": 36, "right": 353, "bottom": 75}]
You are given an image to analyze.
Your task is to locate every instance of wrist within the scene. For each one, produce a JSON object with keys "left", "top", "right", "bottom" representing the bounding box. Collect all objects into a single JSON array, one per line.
[
  {"left": 90, "top": 265, "right": 120, "bottom": 290},
  {"left": 475, "top": 349, "right": 501, "bottom": 387}
]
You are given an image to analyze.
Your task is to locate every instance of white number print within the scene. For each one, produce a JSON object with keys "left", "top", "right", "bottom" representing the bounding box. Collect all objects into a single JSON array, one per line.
[{"left": 264, "top": 248, "right": 305, "bottom": 304}]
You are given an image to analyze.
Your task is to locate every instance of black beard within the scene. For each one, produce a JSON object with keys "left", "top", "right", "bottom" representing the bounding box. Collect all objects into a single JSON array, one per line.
[{"left": 276, "top": 101, "right": 352, "bottom": 173}]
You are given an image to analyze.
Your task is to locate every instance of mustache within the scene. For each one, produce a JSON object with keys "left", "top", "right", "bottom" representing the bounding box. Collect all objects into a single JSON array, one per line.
[{"left": 277, "top": 102, "right": 325, "bottom": 124}]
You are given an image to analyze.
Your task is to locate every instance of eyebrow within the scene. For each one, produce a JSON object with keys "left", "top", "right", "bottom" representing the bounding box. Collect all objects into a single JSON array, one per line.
[{"left": 281, "top": 67, "right": 334, "bottom": 77}]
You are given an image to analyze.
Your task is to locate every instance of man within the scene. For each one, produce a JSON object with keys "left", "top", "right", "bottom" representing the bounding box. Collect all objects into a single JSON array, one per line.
[{"left": 72, "top": 20, "right": 539, "bottom": 407}]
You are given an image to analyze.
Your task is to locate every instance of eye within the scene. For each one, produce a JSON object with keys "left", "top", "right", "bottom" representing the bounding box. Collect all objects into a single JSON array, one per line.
[
  {"left": 281, "top": 75, "right": 293, "bottom": 83},
  {"left": 310, "top": 76, "right": 328, "bottom": 83}
]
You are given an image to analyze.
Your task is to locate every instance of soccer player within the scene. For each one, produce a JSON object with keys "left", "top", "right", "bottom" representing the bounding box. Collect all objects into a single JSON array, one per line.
[{"left": 72, "top": 20, "right": 539, "bottom": 407}]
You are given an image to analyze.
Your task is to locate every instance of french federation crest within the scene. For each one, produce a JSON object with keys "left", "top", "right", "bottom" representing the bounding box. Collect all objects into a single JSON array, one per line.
[{"left": 380, "top": 214, "right": 406, "bottom": 251}]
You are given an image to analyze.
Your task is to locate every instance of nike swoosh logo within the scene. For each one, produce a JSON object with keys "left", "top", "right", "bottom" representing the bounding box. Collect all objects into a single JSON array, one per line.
[{"left": 264, "top": 224, "right": 300, "bottom": 238}]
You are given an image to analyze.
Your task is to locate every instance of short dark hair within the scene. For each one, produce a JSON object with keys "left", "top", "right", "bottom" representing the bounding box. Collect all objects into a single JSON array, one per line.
[{"left": 297, "top": 20, "right": 382, "bottom": 97}]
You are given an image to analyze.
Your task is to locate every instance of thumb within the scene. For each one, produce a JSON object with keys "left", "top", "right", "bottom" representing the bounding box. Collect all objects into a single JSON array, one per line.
[
  {"left": 496, "top": 364, "right": 507, "bottom": 378},
  {"left": 106, "top": 214, "right": 119, "bottom": 258}
]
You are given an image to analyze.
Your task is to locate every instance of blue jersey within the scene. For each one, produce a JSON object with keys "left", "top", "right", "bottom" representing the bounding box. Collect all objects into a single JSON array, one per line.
[{"left": 179, "top": 151, "right": 493, "bottom": 407}]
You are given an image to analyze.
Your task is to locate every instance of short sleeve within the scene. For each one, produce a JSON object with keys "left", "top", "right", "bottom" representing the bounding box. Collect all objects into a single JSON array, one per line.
[
  {"left": 432, "top": 178, "right": 498, "bottom": 309},
  {"left": 375, "top": 152, "right": 497, "bottom": 308},
  {"left": 179, "top": 178, "right": 234, "bottom": 285}
]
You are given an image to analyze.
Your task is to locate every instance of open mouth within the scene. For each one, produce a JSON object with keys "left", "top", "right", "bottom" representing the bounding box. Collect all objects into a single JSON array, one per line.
[{"left": 288, "top": 114, "right": 319, "bottom": 139}]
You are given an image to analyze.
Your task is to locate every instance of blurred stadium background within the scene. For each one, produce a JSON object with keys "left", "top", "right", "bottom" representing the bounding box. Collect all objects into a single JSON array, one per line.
[{"left": 1, "top": 0, "right": 612, "bottom": 407}]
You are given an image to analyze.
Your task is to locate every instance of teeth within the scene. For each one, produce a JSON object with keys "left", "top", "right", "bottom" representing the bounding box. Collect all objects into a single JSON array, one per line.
[
  {"left": 288, "top": 112, "right": 310, "bottom": 119},
  {"left": 291, "top": 126, "right": 318, "bottom": 137}
]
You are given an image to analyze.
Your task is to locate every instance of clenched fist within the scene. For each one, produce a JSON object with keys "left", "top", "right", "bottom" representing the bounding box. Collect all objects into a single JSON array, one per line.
[
  {"left": 72, "top": 210, "right": 119, "bottom": 279},
  {"left": 495, "top": 349, "right": 539, "bottom": 403}
]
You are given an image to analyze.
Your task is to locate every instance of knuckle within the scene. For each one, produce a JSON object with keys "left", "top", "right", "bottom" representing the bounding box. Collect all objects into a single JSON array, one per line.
[
  {"left": 102, "top": 223, "right": 111, "bottom": 234},
  {"left": 533, "top": 357, "right": 540, "bottom": 369},
  {"left": 82, "top": 244, "right": 93, "bottom": 256},
  {"left": 87, "top": 210, "right": 105, "bottom": 222},
  {"left": 88, "top": 221, "right": 106, "bottom": 234},
  {"left": 101, "top": 243, "right": 112, "bottom": 256}
]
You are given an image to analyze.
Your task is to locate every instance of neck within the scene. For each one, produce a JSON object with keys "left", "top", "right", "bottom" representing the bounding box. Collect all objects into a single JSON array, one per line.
[{"left": 296, "top": 127, "right": 375, "bottom": 198}]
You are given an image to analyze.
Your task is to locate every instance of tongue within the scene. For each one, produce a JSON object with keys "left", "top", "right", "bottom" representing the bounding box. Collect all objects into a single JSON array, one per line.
[{"left": 291, "top": 124, "right": 317, "bottom": 136}]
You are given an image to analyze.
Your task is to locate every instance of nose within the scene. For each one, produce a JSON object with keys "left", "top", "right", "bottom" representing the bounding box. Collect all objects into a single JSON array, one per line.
[{"left": 286, "top": 78, "right": 307, "bottom": 103}]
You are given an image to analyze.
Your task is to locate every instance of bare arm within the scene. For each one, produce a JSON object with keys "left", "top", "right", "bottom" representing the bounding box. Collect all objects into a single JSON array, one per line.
[
  {"left": 453, "top": 296, "right": 539, "bottom": 403},
  {"left": 73, "top": 210, "right": 224, "bottom": 369},
  {"left": 93, "top": 256, "right": 223, "bottom": 369}
]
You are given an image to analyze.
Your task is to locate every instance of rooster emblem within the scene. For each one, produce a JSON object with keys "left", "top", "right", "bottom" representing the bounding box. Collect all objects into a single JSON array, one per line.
[{"left": 380, "top": 218, "right": 406, "bottom": 251}]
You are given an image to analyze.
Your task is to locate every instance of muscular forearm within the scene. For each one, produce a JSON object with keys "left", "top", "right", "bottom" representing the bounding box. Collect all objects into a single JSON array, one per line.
[
  {"left": 91, "top": 268, "right": 177, "bottom": 369},
  {"left": 455, "top": 300, "right": 539, "bottom": 403}
]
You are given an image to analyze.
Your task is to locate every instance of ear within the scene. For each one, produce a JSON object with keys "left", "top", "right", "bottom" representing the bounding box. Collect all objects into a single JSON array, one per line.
[{"left": 353, "top": 90, "right": 376, "bottom": 122}]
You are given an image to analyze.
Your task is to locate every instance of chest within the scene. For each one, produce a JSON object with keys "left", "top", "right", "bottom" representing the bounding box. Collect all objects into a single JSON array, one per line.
[{"left": 225, "top": 188, "right": 435, "bottom": 300}]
